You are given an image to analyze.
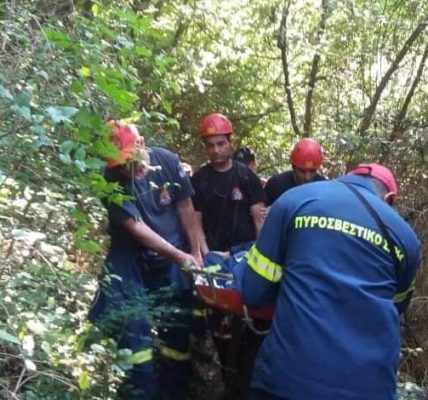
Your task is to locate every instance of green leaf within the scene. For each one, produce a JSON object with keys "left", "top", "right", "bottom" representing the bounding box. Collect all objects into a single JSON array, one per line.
[
  {"left": 11, "top": 105, "right": 31, "bottom": 121},
  {"left": 74, "top": 160, "right": 86, "bottom": 172},
  {"left": 34, "top": 134, "right": 53, "bottom": 147},
  {"left": 85, "top": 158, "right": 106, "bottom": 170},
  {"left": 78, "top": 370, "right": 90, "bottom": 390},
  {"left": 31, "top": 126, "right": 53, "bottom": 147},
  {"left": 45, "top": 106, "right": 79, "bottom": 124},
  {"left": 30, "top": 125, "right": 46, "bottom": 135},
  {"left": 166, "top": 118, "right": 179, "bottom": 129},
  {"left": 71, "top": 210, "right": 88, "bottom": 223},
  {"left": 134, "top": 45, "right": 152, "bottom": 57},
  {"left": 75, "top": 108, "right": 104, "bottom": 129},
  {"left": 0, "top": 329, "right": 20, "bottom": 345},
  {"left": 0, "top": 85, "right": 13, "bottom": 100},
  {"left": 61, "top": 140, "right": 76, "bottom": 155},
  {"left": 43, "top": 28, "right": 73, "bottom": 49},
  {"left": 15, "top": 91, "right": 31, "bottom": 108},
  {"left": 75, "top": 147, "right": 86, "bottom": 161},
  {"left": 94, "top": 74, "right": 138, "bottom": 110},
  {"left": 59, "top": 154, "right": 72, "bottom": 165},
  {"left": 90, "top": 343, "right": 106, "bottom": 354},
  {"left": 79, "top": 240, "right": 102, "bottom": 254},
  {"left": 41, "top": 341, "right": 51, "bottom": 355},
  {"left": 70, "top": 80, "right": 85, "bottom": 95},
  {"left": 150, "top": 111, "right": 167, "bottom": 121}
]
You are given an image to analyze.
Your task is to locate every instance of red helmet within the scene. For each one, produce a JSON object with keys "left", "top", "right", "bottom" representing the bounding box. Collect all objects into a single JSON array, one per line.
[
  {"left": 290, "top": 138, "right": 323, "bottom": 170},
  {"left": 106, "top": 121, "right": 142, "bottom": 168},
  {"left": 200, "top": 113, "right": 233, "bottom": 138},
  {"left": 349, "top": 163, "right": 398, "bottom": 198}
]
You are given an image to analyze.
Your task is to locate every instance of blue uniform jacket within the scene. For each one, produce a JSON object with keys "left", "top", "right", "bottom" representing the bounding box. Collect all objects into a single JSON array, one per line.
[
  {"left": 234, "top": 175, "right": 420, "bottom": 400},
  {"left": 89, "top": 147, "right": 195, "bottom": 321}
]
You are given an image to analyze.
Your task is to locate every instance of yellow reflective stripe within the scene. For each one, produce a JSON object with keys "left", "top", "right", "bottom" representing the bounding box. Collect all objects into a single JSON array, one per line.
[
  {"left": 160, "top": 345, "right": 190, "bottom": 361},
  {"left": 192, "top": 309, "right": 207, "bottom": 317},
  {"left": 394, "top": 281, "right": 415, "bottom": 303},
  {"left": 129, "top": 348, "right": 153, "bottom": 364},
  {"left": 245, "top": 245, "right": 282, "bottom": 283}
]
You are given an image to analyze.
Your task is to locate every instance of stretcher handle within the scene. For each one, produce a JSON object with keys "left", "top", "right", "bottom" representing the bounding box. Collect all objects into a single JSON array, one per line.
[
  {"left": 188, "top": 268, "right": 234, "bottom": 281},
  {"left": 188, "top": 268, "right": 234, "bottom": 305}
]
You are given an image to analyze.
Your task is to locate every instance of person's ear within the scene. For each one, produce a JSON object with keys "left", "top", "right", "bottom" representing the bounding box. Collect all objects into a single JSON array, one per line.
[{"left": 383, "top": 192, "right": 396, "bottom": 206}]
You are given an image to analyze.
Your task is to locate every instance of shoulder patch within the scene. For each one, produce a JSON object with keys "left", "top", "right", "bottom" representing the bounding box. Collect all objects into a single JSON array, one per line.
[{"left": 159, "top": 187, "right": 172, "bottom": 206}]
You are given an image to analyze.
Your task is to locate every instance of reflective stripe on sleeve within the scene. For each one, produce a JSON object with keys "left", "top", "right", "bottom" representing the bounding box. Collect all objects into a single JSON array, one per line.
[
  {"left": 160, "top": 345, "right": 191, "bottom": 361},
  {"left": 394, "top": 280, "right": 415, "bottom": 304},
  {"left": 192, "top": 309, "right": 207, "bottom": 317},
  {"left": 245, "top": 245, "right": 282, "bottom": 283},
  {"left": 129, "top": 348, "right": 153, "bottom": 364}
]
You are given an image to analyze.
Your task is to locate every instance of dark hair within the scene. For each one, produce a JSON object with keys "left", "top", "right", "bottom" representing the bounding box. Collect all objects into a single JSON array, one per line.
[{"left": 233, "top": 147, "right": 256, "bottom": 165}]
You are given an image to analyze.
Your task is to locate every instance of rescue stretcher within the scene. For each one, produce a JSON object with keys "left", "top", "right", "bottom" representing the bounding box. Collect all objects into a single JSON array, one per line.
[{"left": 189, "top": 264, "right": 274, "bottom": 335}]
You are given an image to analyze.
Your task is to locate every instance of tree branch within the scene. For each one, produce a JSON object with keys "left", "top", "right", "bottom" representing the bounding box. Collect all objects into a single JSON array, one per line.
[
  {"left": 277, "top": 0, "right": 301, "bottom": 136},
  {"left": 303, "top": 0, "right": 329, "bottom": 137},
  {"left": 358, "top": 17, "right": 428, "bottom": 136},
  {"left": 232, "top": 104, "right": 284, "bottom": 123},
  {"left": 391, "top": 41, "right": 428, "bottom": 138}
]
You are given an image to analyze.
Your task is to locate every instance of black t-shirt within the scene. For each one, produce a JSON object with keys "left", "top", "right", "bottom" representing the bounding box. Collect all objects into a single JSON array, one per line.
[
  {"left": 264, "top": 170, "right": 325, "bottom": 206},
  {"left": 191, "top": 161, "right": 266, "bottom": 251}
]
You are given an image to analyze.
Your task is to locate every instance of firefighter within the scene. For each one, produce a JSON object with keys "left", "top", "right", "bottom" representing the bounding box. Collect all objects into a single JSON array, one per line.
[
  {"left": 233, "top": 146, "right": 267, "bottom": 187},
  {"left": 192, "top": 113, "right": 266, "bottom": 253},
  {"left": 234, "top": 163, "right": 421, "bottom": 400},
  {"left": 264, "top": 137, "right": 325, "bottom": 206},
  {"left": 88, "top": 121, "right": 201, "bottom": 399},
  {"left": 191, "top": 112, "right": 266, "bottom": 399}
]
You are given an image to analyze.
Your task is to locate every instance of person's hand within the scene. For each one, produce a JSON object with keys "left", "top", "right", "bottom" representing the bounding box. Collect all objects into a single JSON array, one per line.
[
  {"left": 174, "top": 250, "right": 200, "bottom": 271},
  {"left": 191, "top": 249, "right": 204, "bottom": 267},
  {"left": 261, "top": 206, "right": 270, "bottom": 220}
]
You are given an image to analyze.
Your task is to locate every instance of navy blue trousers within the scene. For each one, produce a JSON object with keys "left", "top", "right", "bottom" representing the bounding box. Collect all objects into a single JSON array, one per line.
[{"left": 88, "top": 252, "right": 191, "bottom": 400}]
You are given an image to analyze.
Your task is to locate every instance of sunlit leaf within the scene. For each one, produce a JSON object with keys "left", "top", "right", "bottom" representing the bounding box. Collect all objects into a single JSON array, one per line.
[
  {"left": 25, "top": 359, "right": 37, "bottom": 371},
  {"left": 78, "top": 370, "right": 90, "bottom": 390},
  {"left": 79, "top": 66, "right": 91, "bottom": 77},
  {"left": 46, "top": 106, "right": 79, "bottom": 123},
  {"left": 11, "top": 105, "right": 31, "bottom": 121},
  {"left": 75, "top": 160, "right": 86, "bottom": 172},
  {"left": 59, "top": 153, "right": 72, "bottom": 165},
  {"left": 0, "top": 85, "right": 13, "bottom": 100}
]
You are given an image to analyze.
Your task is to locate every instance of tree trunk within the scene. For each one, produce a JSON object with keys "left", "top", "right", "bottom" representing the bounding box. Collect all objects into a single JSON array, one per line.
[
  {"left": 277, "top": 1, "right": 301, "bottom": 136},
  {"left": 303, "top": 0, "right": 329, "bottom": 137},
  {"left": 391, "top": 42, "right": 428, "bottom": 139},
  {"left": 358, "top": 18, "right": 428, "bottom": 136}
]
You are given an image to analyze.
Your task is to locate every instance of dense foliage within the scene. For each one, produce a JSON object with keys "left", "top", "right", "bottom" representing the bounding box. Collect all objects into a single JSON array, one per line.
[{"left": 0, "top": 0, "right": 427, "bottom": 398}]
